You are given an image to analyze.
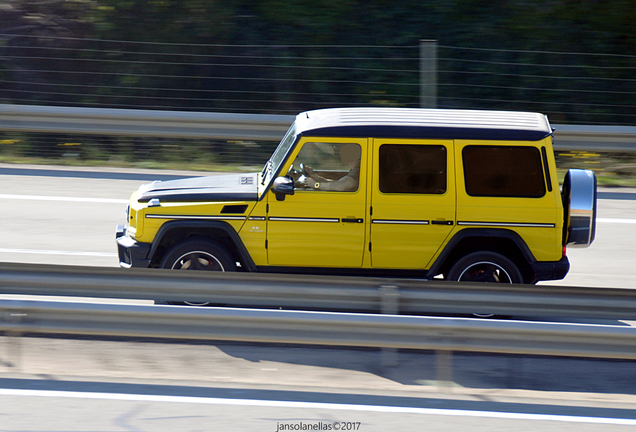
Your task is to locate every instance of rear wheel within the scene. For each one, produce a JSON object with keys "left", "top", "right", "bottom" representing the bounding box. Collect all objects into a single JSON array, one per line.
[
  {"left": 159, "top": 238, "right": 236, "bottom": 305},
  {"left": 446, "top": 251, "right": 522, "bottom": 318},
  {"left": 447, "top": 251, "right": 522, "bottom": 284}
]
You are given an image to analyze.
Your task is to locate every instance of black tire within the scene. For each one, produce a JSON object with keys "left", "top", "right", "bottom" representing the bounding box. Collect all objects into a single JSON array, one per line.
[
  {"left": 158, "top": 238, "right": 236, "bottom": 306},
  {"left": 160, "top": 238, "right": 236, "bottom": 272},
  {"left": 447, "top": 251, "right": 523, "bottom": 284}
]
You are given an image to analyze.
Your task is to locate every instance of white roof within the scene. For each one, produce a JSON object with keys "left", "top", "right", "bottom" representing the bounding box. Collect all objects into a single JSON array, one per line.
[{"left": 294, "top": 108, "right": 552, "bottom": 140}]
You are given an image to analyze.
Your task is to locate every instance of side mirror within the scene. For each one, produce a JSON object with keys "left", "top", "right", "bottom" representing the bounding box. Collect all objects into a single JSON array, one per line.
[{"left": 272, "top": 177, "right": 295, "bottom": 201}]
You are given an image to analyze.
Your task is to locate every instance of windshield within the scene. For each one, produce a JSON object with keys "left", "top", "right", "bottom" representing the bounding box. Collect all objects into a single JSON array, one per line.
[{"left": 262, "top": 122, "right": 297, "bottom": 185}]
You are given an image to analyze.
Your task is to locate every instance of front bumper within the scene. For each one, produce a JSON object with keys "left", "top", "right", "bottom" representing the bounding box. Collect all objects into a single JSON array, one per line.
[{"left": 116, "top": 224, "right": 151, "bottom": 268}]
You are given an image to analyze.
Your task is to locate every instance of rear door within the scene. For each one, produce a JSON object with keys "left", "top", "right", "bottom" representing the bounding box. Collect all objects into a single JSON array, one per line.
[
  {"left": 455, "top": 140, "right": 562, "bottom": 262},
  {"left": 369, "top": 139, "right": 455, "bottom": 269}
]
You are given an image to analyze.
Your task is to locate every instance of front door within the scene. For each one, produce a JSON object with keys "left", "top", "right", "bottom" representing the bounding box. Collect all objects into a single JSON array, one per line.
[
  {"left": 267, "top": 137, "right": 368, "bottom": 268},
  {"left": 370, "top": 139, "right": 455, "bottom": 270}
]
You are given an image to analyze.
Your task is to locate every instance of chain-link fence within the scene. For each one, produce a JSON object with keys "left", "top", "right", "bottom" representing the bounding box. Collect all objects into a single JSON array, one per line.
[
  {"left": 1, "top": 34, "right": 633, "bottom": 124},
  {"left": 0, "top": 34, "right": 634, "bottom": 169}
]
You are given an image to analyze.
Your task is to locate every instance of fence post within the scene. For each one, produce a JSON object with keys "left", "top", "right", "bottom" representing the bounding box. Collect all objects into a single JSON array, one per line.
[{"left": 420, "top": 40, "right": 438, "bottom": 108}]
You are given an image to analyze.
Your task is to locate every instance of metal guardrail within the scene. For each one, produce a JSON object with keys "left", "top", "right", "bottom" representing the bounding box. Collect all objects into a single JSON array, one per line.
[
  {"left": 0, "top": 103, "right": 293, "bottom": 141},
  {"left": 552, "top": 124, "right": 636, "bottom": 152},
  {"left": 1, "top": 262, "right": 636, "bottom": 360},
  {"left": 1, "top": 104, "right": 635, "bottom": 152},
  {"left": 1, "top": 262, "right": 636, "bottom": 320},
  {"left": 1, "top": 298, "right": 635, "bottom": 360}
]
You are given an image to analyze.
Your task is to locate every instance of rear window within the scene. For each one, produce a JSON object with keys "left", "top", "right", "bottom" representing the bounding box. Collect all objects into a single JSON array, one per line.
[
  {"left": 463, "top": 146, "right": 546, "bottom": 197},
  {"left": 379, "top": 144, "right": 446, "bottom": 194}
]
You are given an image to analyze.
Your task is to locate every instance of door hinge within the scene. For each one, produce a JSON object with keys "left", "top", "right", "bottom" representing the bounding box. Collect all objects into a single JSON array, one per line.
[
  {"left": 265, "top": 239, "right": 268, "bottom": 249},
  {"left": 369, "top": 242, "right": 372, "bottom": 252}
]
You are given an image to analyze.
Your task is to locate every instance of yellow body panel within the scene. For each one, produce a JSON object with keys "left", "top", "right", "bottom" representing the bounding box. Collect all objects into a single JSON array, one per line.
[
  {"left": 452, "top": 138, "right": 563, "bottom": 262},
  {"left": 132, "top": 201, "right": 254, "bottom": 244},
  {"left": 238, "top": 200, "right": 268, "bottom": 266},
  {"left": 127, "top": 190, "right": 143, "bottom": 239},
  {"left": 369, "top": 139, "right": 456, "bottom": 269},
  {"left": 266, "top": 137, "right": 367, "bottom": 267}
]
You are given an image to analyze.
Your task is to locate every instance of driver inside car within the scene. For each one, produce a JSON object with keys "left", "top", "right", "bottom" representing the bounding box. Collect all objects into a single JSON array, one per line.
[{"left": 299, "top": 143, "right": 361, "bottom": 192}]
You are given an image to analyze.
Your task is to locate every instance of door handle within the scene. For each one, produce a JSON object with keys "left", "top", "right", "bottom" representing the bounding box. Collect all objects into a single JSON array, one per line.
[
  {"left": 431, "top": 219, "right": 454, "bottom": 225},
  {"left": 342, "top": 218, "right": 364, "bottom": 223}
]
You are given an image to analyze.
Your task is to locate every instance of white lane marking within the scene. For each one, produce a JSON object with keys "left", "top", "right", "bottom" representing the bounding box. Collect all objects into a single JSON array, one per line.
[
  {"left": 597, "top": 218, "right": 636, "bottom": 224},
  {"left": 0, "top": 248, "right": 116, "bottom": 257},
  {"left": 0, "top": 389, "right": 635, "bottom": 426},
  {"left": 0, "top": 193, "right": 128, "bottom": 204}
]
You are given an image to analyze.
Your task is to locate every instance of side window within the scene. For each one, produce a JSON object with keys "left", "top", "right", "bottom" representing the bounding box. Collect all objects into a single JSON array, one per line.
[
  {"left": 379, "top": 144, "right": 447, "bottom": 194},
  {"left": 291, "top": 142, "right": 361, "bottom": 192},
  {"left": 463, "top": 146, "right": 546, "bottom": 197}
]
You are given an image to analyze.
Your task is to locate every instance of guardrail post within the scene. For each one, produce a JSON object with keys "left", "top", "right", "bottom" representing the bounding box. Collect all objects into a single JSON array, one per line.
[
  {"left": 380, "top": 285, "right": 400, "bottom": 367},
  {"left": 435, "top": 349, "right": 454, "bottom": 390},
  {"left": 1, "top": 310, "right": 25, "bottom": 372},
  {"left": 507, "top": 355, "right": 523, "bottom": 389}
]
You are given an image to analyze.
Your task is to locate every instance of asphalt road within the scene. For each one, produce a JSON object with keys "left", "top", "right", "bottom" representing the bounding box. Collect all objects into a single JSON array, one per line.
[
  {"left": 1, "top": 337, "right": 636, "bottom": 431},
  {"left": 1, "top": 164, "right": 636, "bottom": 431}
]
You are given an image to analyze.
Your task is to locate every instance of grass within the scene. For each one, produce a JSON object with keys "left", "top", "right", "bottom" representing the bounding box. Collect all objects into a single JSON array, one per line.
[
  {"left": 556, "top": 151, "right": 636, "bottom": 188},
  {"left": 0, "top": 155, "right": 260, "bottom": 173}
]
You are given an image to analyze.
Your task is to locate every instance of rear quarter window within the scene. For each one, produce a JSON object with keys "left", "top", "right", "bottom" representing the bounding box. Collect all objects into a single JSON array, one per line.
[{"left": 463, "top": 145, "right": 546, "bottom": 197}]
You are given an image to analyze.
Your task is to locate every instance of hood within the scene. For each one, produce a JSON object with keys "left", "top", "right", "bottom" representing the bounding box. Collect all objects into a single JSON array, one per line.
[{"left": 137, "top": 173, "right": 259, "bottom": 203}]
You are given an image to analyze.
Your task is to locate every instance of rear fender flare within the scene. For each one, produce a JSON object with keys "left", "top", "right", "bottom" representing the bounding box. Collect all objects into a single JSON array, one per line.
[{"left": 426, "top": 228, "right": 536, "bottom": 279}]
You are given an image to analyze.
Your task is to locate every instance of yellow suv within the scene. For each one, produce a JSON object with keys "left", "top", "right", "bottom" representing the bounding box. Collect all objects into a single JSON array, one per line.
[{"left": 116, "top": 108, "right": 596, "bottom": 284}]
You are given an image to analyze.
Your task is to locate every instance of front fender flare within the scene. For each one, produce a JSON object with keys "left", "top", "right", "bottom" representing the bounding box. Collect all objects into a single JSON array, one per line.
[{"left": 148, "top": 220, "right": 257, "bottom": 271}]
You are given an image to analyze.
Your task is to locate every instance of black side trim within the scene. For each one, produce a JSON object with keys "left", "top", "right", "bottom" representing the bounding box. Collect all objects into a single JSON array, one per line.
[
  {"left": 148, "top": 220, "right": 257, "bottom": 271},
  {"left": 302, "top": 126, "right": 551, "bottom": 142},
  {"left": 138, "top": 192, "right": 258, "bottom": 203},
  {"left": 257, "top": 266, "right": 428, "bottom": 279},
  {"left": 541, "top": 146, "right": 553, "bottom": 192}
]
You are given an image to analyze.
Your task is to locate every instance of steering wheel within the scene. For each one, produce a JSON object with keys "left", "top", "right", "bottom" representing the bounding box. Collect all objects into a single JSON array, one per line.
[
  {"left": 286, "top": 164, "right": 301, "bottom": 179},
  {"left": 287, "top": 163, "right": 315, "bottom": 189},
  {"left": 286, "top": 164, "right": 306, "bottom": 187}
]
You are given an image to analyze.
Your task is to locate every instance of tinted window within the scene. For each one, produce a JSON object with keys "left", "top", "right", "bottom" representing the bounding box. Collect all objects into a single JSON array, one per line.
[
  {"left": 379, "top": 144, "right": 446, "bottom": 194},
  {"left": 463, "top": 146, "right": 546, "bottom": 197}
]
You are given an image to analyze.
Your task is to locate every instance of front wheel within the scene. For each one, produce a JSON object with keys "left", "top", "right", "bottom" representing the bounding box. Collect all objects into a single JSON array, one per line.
[
  {"left": 161, "top": 238, "right": 236, "bottom": 272},
  {"left": 159, "top": 238, "right": 236, "bottom": 305}
]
